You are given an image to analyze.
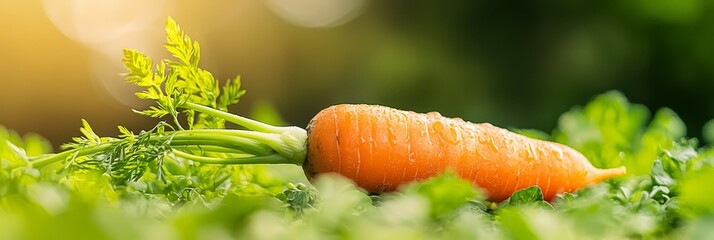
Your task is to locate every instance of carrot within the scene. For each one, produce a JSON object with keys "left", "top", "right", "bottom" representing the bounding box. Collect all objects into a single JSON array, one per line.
[
  {"left": 32, "top": 103, "right": 625, "bottom": 202},
  {"left": 303, "top": 104, "right": 626, "bottom": 201}
]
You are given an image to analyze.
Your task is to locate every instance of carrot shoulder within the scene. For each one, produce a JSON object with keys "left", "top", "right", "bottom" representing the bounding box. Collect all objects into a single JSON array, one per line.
[{"left": 304, "top": 104, "right": 626, "bottom": 202}]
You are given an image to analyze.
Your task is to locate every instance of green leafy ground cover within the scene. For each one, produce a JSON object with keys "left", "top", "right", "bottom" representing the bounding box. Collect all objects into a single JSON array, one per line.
[{"left": 2, "top": 18, "right": 714, "bottom": 239}]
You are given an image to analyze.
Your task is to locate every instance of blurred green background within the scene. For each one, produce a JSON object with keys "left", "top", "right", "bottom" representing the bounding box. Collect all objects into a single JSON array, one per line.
[{"left": 1, "top": 0, "right": 713, "bottom": 148}]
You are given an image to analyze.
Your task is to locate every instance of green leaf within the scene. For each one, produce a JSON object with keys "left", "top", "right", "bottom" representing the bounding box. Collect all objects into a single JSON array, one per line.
[
  {"left": 5, "top": 141, "right": 28, "bottom": 162},
  {"left": 680, "top": 167, "right": 714, "bottom": 215},
  {"left": 400, "top": 172, "right": 482, "bottom": 219},
  {"left": 183, "top": 109, "right": 195, "bottom": 130},
  {"left": 134, "top": 87, "right": 161, "bottom": 100},
  {"left": 648, "top": 108, "right": 686, "bottom": 138},
  {"left": 656, "top": 140, "right": 698, "bottom": 182},
  {"left": 164, "top": 17, "right": 196, "bottom": 66},
  {"left": 133, "top": 107, "right": 169, "bottom": 118},
  {"left": 651, "top": 159, "right": 676, "bottom": 186},
  {"left": 554, "top": 91, "right": 650, "bottom": 171},
  {"left": 79, "top": 119, "right": 101, "bottom": 145},
  {"left": 117, "top": 126, "right": 134, "bottom": 139},
  {"left": 277, "top": 182, "right": 318, "bottom": 214},
  {"left": 704, "top": 119, "right": 714, "bottom": 145},
  {"left": 502, "top": 186, "right": 552, "bottom": 209},
  {"left": 122, "top": 49, "right": 154, "bottom": 86},
  {"left": 508, "top": 186, "right": 543, "bottom": 204},
  {"left": 630, "top": 108, "right": 687, "bottom": 175},
  {"left": 218, "top": 77, "right": 246, "bottom": 111},
  {"left": 497, "top": 208, "right": 540, "bottom": 240}
]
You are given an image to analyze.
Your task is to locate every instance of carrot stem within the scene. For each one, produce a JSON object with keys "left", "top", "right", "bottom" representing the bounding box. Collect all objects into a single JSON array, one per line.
[
  {"left": 175, "top": 129, "right": 306, "bottom": 164},
  {"left": 183, "top": 102, "right": 284, "bottom": 133},
  {"left": 30, "top": 144, "right": 113, "bottom": 168},
  {"left": 29, "top": 111, "right": 308, "bottom": 168},
  {"left": 170, "top": 133, "right": 274, "bottom": 156},
  {"left": 172, "top": 145, "right": 249, "bottom": 154},
  {"left": 180, "top": 102, "right": 308, "bottom": 164},
  {"left": 171, "top": 150, "right": 288, "bottom": 164}
]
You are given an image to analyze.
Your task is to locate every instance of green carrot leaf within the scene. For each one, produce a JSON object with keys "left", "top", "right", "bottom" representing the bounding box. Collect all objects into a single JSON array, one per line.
[{"left": 502, "top": 186, "right": 552, "bottom": 209}]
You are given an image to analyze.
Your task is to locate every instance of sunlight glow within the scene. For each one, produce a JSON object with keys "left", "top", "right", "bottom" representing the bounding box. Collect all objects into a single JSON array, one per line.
[
  {"left": 42, "top": 0, "right": 167, "bottom": 106},
  {"left": 265, "top": 0, "right": 367, "bottom": 28}
]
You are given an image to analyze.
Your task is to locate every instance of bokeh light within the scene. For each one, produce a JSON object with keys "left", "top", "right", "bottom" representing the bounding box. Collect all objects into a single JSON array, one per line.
[
  {"left": 264, "top": 0, "right": 367, "bottom": 28},
  {"left": 43, "top": 0, "right": 168, "bottom": 106},
  {"left": 43, "top": 0, "right": 167, "bottom": 46}
]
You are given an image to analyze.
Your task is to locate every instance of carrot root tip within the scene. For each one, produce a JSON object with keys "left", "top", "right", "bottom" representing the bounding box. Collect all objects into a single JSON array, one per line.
[{"left": 588, "top": 166, "right": 627, "bottom": 185}]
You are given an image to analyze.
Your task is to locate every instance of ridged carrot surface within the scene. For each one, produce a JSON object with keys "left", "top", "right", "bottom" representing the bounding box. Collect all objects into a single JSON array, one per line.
[{"left": 303, "top": 104, "right": 626, "bottom": 201}]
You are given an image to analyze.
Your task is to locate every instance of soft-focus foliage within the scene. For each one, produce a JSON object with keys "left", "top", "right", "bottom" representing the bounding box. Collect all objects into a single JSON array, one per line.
[{"left": 3, "top": 91, "right": 714, "bottom": 239}]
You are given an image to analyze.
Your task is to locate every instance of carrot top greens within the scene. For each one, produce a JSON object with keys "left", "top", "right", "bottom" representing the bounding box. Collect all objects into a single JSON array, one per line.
[
  {"left": 2, "top": 17, "right": 714, "bottom": 239},
  {"left": 29, "top": 17, "right": 309, "bottom": 186}
]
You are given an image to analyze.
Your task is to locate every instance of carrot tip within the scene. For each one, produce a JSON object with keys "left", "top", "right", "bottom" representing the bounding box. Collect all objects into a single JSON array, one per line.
[
  {"left": 607, "top": 166, "right": 627, "bottom": 176},
  {"left": 588, "top": 166, "right": 627, "bottom": 185}
]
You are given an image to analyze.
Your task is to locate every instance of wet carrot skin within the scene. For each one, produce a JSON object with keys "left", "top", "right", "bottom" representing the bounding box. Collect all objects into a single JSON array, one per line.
[{"left": 304, "top": 104, "right": 625, "bottom": 202}]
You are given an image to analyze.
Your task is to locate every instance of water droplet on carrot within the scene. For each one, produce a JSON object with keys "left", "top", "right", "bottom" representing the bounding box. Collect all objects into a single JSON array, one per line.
[
  {"left": 445, "top": 125, "right": 461, "bottom": 144},
  {"left": 488, "top": 140, "right": 500, "bottom": 152},
  {"left": 475, "top": 149, "right": 485, "bottom": 160},
  {"left": 388, "top": 128, "right": 397, "bottom": 144},
  {"left": 432, "top": 121, "right": 444, "bottom": 140},
  {"left": 408, "top": 152, "right": 416, "bottom": 163},
  {"left": 431, "top": 121, "right": 460, "bottom": 145}
]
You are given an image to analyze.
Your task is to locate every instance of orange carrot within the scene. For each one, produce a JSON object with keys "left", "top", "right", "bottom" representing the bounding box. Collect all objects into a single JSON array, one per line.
[
  {"left": 33, "top": 103, "right": 626, "bottom": 202},
  {"left": 303, "top": 104, "right": 626, "bottom": 201}
]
